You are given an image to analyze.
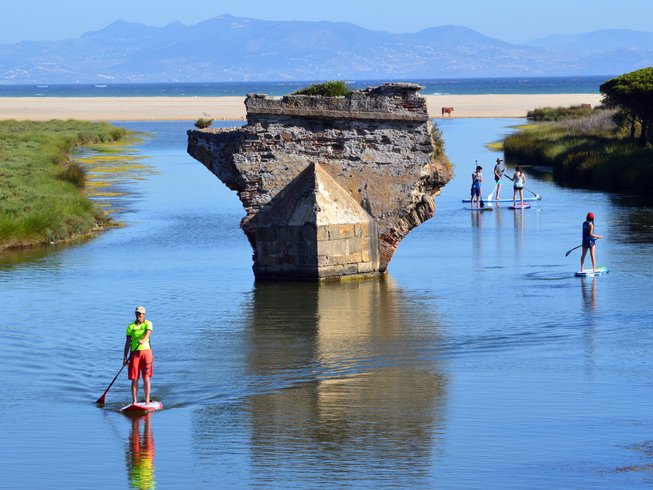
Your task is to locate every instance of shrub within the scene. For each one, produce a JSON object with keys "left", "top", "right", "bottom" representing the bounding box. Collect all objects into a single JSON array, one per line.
[
  {"left": 194, "top": 118, "right": 213, "bottom": 129},
  {"left": 431, "top": 123, "right": 445, "bottom": 157},
  {"left": 527, "top": 105, "right": 594, "bottom": 121},
  {"left": 58, "top": 161, "right": 87, "bottom": 188},
  {"left": 292, "top": 81, "right": 352, "bottom": 97}
]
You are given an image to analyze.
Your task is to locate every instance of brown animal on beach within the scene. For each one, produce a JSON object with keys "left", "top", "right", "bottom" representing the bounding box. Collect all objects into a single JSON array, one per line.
[
  {"left": 441, "top": 106, "right": 454, "bottom": 117},
  {"left": 580, "top": 103, "right": 592, "bottom": 109}
]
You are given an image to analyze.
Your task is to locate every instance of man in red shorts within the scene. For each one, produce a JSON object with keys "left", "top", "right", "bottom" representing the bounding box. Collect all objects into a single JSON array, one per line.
[{"left": 123, "top": 306, "right": 154, "bottom": 404}]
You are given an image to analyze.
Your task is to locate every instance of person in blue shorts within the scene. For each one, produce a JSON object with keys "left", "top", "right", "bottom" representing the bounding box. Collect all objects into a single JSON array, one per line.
[
  {"left": 470, "top": 165, "right": 483, "bottom": 208},
  {"left": 580, "top": 212, "right": 603, "bottom": 272}
]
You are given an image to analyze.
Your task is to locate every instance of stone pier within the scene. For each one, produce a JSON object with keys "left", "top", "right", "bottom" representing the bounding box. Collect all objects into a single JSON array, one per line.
[{"left": 187, "top": 83, "right": 452, "bottom": 280}]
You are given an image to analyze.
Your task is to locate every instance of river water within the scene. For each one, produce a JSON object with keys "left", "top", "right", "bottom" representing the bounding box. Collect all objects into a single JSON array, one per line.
[{"left": 1, "top": 119, "right": 652, "bottom": 489}]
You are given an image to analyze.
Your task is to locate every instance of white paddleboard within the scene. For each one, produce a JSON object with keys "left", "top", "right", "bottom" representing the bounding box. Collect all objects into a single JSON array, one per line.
[
  {"left": 120, "top": 401, "right": 163, "bottom": 413},
  {"left": 509, "top": 203, "right": 531, "bottom": 209},
  {"left": 462, "top": 197, "right": 541, "bottom": 203},
  {"left": 575, "top": 266, "right": 609, "bottom": 277}
]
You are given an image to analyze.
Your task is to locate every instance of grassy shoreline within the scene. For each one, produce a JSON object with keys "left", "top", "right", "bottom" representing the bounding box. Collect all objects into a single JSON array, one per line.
[
  {"left": 0, "top": 120, "right": 130, "bottom": 250},
  {"left": 503, "top": 109, "right": 653, "bottom": 195}
]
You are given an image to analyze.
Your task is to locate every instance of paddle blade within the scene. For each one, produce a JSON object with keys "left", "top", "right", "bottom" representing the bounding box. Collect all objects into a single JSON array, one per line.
[
  {"left": 565, "top": 245, "right": 581, "bottom": 257},
  {"left": 96, "top": 393, "right": 107, "bottom": 404},
  {"left": 480, "top": 199, "right": 485, "bottom": 208}
]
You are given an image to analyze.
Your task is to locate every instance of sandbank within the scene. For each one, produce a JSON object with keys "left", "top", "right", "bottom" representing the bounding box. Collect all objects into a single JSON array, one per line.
[{"left": 0, "top": 93, "right": 603, "bottom": 121}]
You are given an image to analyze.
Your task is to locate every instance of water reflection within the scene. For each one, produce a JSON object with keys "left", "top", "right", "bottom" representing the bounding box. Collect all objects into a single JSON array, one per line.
[
  {"left": 609, "top": 206, "right": 653, "bottom": 244},
  {"left": 580, "top": 276, "right": 597, "bottom": 312},
  {"left": 471, "top": 209, "right": 483, "bottom": 266},
  {"left": 125, "top": 414, "right": 156, "bottom": 490},
  {"left": 513, "top": 207, "right": 526, "bottom": 258},
  {"left": 580, "top": 276, "right": 598, "bottom": 377},
  {"left": 245, "top": 279, "right": 447, "bottom": 486},
  {"left": 192, "top": 278, "right": 447, "bottom": 486}
]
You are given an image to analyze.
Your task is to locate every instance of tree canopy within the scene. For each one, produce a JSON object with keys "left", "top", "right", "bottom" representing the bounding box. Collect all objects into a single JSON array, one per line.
[{"left": 600, "top": 67, "right": 653, "bottom": 145}]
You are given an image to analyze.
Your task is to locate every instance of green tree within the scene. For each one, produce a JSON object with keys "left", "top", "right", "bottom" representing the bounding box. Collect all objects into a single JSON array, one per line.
[{"left": 600, "top": 67, "right": 653, "bottom": 145}]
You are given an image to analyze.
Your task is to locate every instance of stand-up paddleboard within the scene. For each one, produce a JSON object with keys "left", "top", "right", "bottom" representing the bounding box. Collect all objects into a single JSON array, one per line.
[
  {"left": 120, "top": 401, "right": 163, "bottom": 413},
  {"left": 465, "top": 206, "right": 494, "bottom": 211},
  {"left": 462, "top": 197, "right": 541, "bottom": 203},
  {"left": 509, "top": 202, "right": 531, "bottom": 210},
  {"left": 575, "top": 266, "right": 609, "bottom": 277}
]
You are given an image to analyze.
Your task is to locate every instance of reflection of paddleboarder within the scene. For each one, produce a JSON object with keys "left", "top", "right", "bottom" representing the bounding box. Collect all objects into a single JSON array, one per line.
[
  {"left": 580, "top": 212, "right": 603, "bottom": 272},
  {"left": 580, "top": 276, "right": 597, "bottom": 311},
  {"left": 127, "top": 414, "right": 156, "bottom": 490}
]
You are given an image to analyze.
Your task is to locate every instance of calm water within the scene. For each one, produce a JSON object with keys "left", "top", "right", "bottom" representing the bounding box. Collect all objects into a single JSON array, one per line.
[
  {"left": 1, "top": 118, "right": 652, "bottom": 489},
  {"left": 0, "top": 76, "right": 608, "bottom": 97}
]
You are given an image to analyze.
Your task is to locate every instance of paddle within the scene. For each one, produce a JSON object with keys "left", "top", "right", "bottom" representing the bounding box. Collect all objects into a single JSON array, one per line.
[
  {"left": 486, "top": 170, "right": 502, "bottom": 202},
  {"left": 96, "top": 347, "right": 135, "bottom": 404},
  {"left": 565, "top": 244, "right": 583, "bottom": 257}
]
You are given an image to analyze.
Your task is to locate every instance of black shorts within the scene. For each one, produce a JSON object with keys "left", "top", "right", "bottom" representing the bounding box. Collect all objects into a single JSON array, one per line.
[{"left": 583, "top": 239, "right": 596, "bottom": 248}]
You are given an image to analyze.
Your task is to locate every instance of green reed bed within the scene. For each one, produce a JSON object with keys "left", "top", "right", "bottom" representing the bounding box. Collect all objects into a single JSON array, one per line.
[
  {"left": 0, "top": 120, "right": 128, "bottom": 249},
  {"left": 504, "top": 109, "right": 653, "bottom": 195}
]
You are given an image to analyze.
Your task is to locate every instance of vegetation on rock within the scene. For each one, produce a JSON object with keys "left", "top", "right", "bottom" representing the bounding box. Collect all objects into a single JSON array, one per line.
[
  {"left": 292, "top": 80, "right": 353, "bottom": 97},
  {"left": 194, "top": 118, "right": 213, "bottom": 129}
]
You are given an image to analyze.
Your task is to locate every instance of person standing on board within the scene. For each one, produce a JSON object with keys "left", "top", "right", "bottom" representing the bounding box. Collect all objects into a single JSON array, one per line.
[
  {"left": 580, "top": 212, "right": 603, "bottom": 272},
  {"left": 124, "top": 306, "right": 154, "bottom": 404},
  {"left": 493, "top": 158, "right": 504, "bottom": 200},
  {"left": 471, "top": 165, "right": 483, "bottom": 208},
  {"left": 512, "top": 166, "right": 526, "bottom": 206}
]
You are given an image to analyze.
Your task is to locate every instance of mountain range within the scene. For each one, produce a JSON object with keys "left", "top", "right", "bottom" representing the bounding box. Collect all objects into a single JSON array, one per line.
[{"left": 0, "top": 15, "right": 651, "bottom": 83}]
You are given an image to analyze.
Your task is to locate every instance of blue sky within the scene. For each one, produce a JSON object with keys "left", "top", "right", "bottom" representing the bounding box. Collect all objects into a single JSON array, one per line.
[{"left": 3, "top": 0, "right": 652, "bottom": 44}]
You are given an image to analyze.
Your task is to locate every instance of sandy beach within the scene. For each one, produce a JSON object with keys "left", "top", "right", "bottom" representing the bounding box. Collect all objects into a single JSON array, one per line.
[{"left": 0, "top": 93, "right": 603, "bottom": 121}]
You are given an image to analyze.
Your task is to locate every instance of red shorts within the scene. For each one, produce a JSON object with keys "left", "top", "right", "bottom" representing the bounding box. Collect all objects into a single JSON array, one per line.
[{"left": 128, "top": 349, "right": 153, "bottom": 380}]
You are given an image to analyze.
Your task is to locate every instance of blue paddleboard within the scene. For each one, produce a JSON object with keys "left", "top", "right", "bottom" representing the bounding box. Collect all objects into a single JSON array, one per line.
[
  {"left": 575, "top": 266, "right": 609, "bottom": 277},
  {"left": 509, "top": 202, "right": 531, "bottom": 209}
]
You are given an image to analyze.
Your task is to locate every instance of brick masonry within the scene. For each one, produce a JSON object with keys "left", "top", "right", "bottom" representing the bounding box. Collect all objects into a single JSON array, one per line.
[{"left": 187, "top": 83, "right": 452, "bottom": 280}]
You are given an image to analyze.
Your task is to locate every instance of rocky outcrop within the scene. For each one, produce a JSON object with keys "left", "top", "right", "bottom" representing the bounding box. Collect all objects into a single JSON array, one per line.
[{"left": 187, "top": 83, "right": 452, "bottom": 280}]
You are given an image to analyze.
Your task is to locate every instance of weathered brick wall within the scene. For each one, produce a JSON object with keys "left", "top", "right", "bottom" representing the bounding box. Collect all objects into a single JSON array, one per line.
[{"left": 187, "top": 83, "right": 452, "bottom": 278}]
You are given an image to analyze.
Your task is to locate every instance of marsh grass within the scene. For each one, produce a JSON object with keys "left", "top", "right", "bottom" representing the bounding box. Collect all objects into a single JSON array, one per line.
[
  {"left": 0, "top": 120, "right": 131, "bottom": 249},
  {"left": 504, "top": 109, "right": 653, "bottom": 194}
]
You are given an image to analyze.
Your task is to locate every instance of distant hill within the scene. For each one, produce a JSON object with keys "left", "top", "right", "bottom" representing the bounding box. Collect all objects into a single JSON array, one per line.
[{"left": 0, "top": 15, "right": 651, "bottom": 83}]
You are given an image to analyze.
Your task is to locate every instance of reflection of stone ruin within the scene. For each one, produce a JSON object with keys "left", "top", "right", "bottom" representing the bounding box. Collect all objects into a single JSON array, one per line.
[{"left": 187, "top": 83, "right": 452, "bottom": 280}]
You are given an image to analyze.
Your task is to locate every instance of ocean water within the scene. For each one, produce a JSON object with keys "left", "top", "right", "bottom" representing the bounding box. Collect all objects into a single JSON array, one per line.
[
  {"left": 0, "top": 76, "right": 609, "bottom": 97},
  {"left": 1, "top": 118, "right": 652, "bottom": 489}
]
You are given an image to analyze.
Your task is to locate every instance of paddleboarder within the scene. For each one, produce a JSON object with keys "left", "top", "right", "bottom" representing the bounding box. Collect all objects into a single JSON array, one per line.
[
  {"left": 512, "top": 166, "right": 526, "bottom": 206},
  {"left": 124, "top": 306, "right": 154, "bottom": 405},
  {"left": 471, "top": 165, "right": 483, "bottom": 208},
  {"left": 493, "top": 158, "right": 504, "bottom": 200},
  {"left": 580, "top": 212, "right": 603, "bottom": 272}
]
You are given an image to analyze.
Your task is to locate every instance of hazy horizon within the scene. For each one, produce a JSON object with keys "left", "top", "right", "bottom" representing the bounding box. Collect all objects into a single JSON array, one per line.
[{"left": 2, "top": 0, "right": 652, "bottom": 45}]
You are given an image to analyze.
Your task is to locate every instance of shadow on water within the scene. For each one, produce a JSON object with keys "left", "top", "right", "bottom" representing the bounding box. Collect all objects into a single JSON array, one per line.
[{"left": 191, "top": 278, "right": 448, "bottom": 487}]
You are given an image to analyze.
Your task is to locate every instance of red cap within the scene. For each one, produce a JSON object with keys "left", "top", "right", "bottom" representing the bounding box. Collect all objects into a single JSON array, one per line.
[{"left": 587, "top": 212, "right": 594, "bottom": 220}]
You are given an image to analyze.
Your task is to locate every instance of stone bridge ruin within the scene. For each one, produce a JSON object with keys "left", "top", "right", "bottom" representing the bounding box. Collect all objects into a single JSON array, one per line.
[{"left": 187, "top": 83, "right": 452, "bottom": 280}]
